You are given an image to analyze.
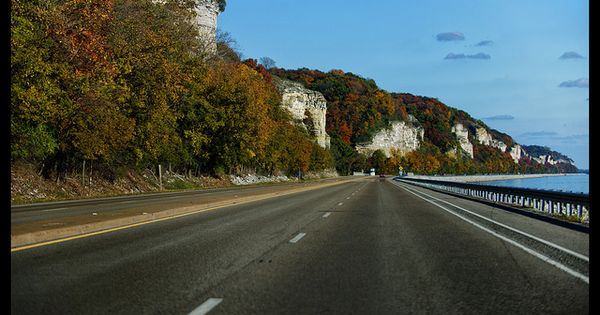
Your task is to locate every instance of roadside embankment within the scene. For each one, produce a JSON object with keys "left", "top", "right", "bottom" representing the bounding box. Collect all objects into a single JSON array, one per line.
[{"left": 11, "top": 162, "right": 339, "bottom": 204}]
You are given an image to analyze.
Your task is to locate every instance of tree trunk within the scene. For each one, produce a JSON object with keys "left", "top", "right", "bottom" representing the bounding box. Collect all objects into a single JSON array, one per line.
[{"left": 82, "top": 160, "right": 86, "bottom": 186}]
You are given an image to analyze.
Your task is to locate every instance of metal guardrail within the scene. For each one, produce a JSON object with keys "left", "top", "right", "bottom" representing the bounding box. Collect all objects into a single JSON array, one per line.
[{"left": 394, "top": 177, "right": 589, "bottom": 223}]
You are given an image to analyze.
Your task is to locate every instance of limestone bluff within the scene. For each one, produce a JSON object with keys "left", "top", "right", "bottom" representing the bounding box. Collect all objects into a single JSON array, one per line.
[
  {"left": 152, "top": 0, "right": 223, "bottom": 54},
  {"left": 355, "top": 117, "right": 424, "bottom": 157},
  {"left": 341, "top": 108, "right": 571, "bottom": 168},
  {"left": 193, "top": 0, "right": 223, "bottom": 54},
  {"left": 273, "top": 77, "right": 331, "bottom": 149}
]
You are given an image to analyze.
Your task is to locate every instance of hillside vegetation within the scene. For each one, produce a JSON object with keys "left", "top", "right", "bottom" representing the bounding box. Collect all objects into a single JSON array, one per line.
[
  {"left": 11, "top": 0, "right": 575, "bottom": 199},
  {"left": 271, "top": 68, "right": 578, "bottom": 175},
  {"left": 11, "top": 0, "right": 334, "bottom": 185}
]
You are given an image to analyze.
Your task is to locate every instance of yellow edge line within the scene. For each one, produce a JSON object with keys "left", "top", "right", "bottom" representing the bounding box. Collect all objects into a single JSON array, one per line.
[
  {"left": 11, "top": 177, "right": 366, "bottom": 252},
  {"left": 11, "top": 204, "right": 225, "bottom": 253}
]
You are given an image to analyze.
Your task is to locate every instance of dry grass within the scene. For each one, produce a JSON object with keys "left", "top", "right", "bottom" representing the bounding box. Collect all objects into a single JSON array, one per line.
[{"left": 10, "top": 162, "right": 232, "bottom": 204}]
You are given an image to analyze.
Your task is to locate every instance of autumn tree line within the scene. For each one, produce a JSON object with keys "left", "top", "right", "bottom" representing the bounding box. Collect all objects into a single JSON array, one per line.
[
  {"left": 271, "top": 68, "right": 577, "bottom": 176},
  {"left": 11, "top": 0, "right": 574, "bottom": 182},
  {"left": 11, "top": 0, "right": 334, "bottom": 181}
]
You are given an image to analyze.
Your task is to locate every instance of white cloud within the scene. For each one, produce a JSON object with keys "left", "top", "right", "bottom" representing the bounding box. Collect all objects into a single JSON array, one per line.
[
  {"left": 475, "top": 40, "right": 494, "bottom": 47},
  {"left": 436, "top": 32, "right": 465, "bottom": 41},
  {"left": 558, "top": 78, "right": 588, "bottom": 88},
  {"left": 559, "top": 51, "right": 585, "bottom": 59},
  {"left": 444, "top": 52, "right": 491, "bottom": 60},
  {"left": 482, "top": 115, "right": 514, "bottom": 120}
]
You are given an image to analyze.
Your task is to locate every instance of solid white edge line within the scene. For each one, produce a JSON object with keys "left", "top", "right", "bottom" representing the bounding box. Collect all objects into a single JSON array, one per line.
[
  {"left": 395, "top": 181, "right": 589, "bottom": 262},
  {"left": 289, "top": 232, "right": 306, "bottom": 243},
  {"left": 396, "top": 183, "right": 589, "bottom": 284},
  {"left": 189, "top": 298, "right": 223, "bottom": 315}
]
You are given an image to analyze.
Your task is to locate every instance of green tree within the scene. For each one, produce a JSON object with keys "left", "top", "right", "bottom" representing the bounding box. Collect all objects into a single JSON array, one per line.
[
  {"left": 108, "top": 0, "right": 205, "bottom": 165},
  {"left": 309, "top": 143, "right": 335, "bottom": 172},
  {"left": 11, "top": 0, "right": 62, "bottom": 161}
]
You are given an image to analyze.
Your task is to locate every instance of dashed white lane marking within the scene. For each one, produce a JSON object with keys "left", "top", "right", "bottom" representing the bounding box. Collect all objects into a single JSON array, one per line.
[
  {"left": 189, "top": 298, "right": 223, "bottom": 315},
  {"left": 289, "top": 233, "right": 306, "bottom": 243},
  {"left": 322, "top": 212, "right": 331, "bottom": 218},
  {"left": 337, "top": 202, "right": 343, "bottom": 206},
  {"left": 346, "top": 197, "right": 351, "bottom": 200}
]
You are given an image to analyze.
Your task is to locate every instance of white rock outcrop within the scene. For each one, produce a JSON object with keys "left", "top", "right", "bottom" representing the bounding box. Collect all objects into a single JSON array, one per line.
[
  {"left": 355, "top": 119, "right": 424, "bottom": 157},
  {"left": 230, "top": 174, "right": 290, "bottom": 185},
  {"left": 509, "top": 144, "right": 526, "bottom": 163},
  {"left": 451, "top": 123, "right": 474, "bottom": 158},
  {"left": 475, "top": 127, "right": 507, "bottom": 152},
  {"left": 274, "top": 77, "right": 331, "bottom": 148},
  {"left": 194, "top": 0, "right": 220, "bottom": 54},
  {"left": 532, "top": 154, "right": 572, "bottom": 165}
]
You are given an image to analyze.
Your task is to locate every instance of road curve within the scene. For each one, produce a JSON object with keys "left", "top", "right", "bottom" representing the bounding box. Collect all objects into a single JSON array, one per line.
[{"left": 11, "top": 178, "right": 588, "bottom": 314}]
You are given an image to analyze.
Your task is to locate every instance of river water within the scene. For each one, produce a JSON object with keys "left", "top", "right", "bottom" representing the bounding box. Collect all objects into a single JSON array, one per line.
[{"left": 473, "top": 174, "right": 589, "bottom": 194}]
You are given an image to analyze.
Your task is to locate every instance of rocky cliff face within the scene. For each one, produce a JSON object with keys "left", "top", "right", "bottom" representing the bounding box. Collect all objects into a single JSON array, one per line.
[
  {"left": 475, "top": 127, "right": 533, "bottom": 163},
  {"left": 274, "top": 77, "right": 331, "bottom": 148},
  {"left": 509, "top": 144, "right": 526, "bottom": 163},
  {"left": 359, "top": 121, "right": 536, "bottom": 165},
  {"left": 475, "top": 127, "right": 508, "bottom": 152},
  {"left": 533, "top": 154, "right": 572, "bottom": 165},
  {"left": 451, "top": 123, "right": 474, "bottom": 158},
  {"left": 194, "top": 0, "right": 220, "bottom": 54},
  {"left": 522, "top": 145, "right": 575, "bottom": 166},
  {"left": 355, "top": 118, "right": 424, "bottom": 157}
]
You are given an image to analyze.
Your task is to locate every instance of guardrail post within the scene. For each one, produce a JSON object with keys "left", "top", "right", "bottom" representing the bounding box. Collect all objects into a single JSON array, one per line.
[
  {"left": 557, "top": 202, "right": 563, "bottom": 215},
  {"left": 531, "top": 198, "right": 535, "bottom": 208}
]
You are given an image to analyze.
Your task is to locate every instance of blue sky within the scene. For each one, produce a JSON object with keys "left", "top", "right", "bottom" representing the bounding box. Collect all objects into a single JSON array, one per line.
[{"left": 218, "top": 0, "right": 589, "bottom": 169}]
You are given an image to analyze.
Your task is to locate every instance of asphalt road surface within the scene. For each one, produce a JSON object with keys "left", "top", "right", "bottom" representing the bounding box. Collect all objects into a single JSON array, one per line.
[{"left": 11, "top": 178, "right": 589, "bottom": 314}]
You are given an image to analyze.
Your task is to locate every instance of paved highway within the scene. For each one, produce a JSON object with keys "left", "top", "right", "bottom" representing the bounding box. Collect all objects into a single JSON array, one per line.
[
  {"left": 11, "top": 178, "right": 588, "bottom": 314},
  {"left": 11, "top": 177, "right": 351, "bottom": 226}
]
